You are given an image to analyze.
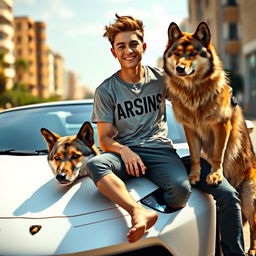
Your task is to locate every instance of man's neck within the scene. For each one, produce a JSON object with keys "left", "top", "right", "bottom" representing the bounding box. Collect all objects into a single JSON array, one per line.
[{"left": 118, "top": 65, "right": 145, "bottom": 84}]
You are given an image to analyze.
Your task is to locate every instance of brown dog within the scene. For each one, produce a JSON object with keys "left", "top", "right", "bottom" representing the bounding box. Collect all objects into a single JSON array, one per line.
[
  {"left": 41, "top": 122, "right": 99, "bottom": 185},
  {"left": 163, "top": 22, "right": 256, "bottom": 255}
]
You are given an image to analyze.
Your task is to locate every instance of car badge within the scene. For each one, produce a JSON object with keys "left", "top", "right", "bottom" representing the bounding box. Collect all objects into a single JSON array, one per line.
[{"left": 29, "top": 225, "right": 42, "bottom": 235}]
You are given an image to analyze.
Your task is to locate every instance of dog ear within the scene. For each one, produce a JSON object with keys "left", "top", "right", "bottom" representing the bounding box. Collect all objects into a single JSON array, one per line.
[
  {"left": 193, "top": 22, "right": 211, "bottom": 47},
  {"left": 167, "top": 22, "right": 183, "bottom": 46},
  {"left": 41, "top": 128, "right": 61, "bottom": 152},
  {"left": 77, "top": 122, "right": 94, "bottom": 147}
]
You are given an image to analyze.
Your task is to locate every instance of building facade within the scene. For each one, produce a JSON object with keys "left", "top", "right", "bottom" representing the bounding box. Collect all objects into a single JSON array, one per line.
[
  {"left": 188, "top": 0, "right": 241, "bottom": 74},
  {"left": 0, "top": 0, "right": 15, "bottom": 90},
  {"left": 240, "top": 0, "right": 256, "bottom": 113},
  {"left": 14, "top": 16, "right": 38, "bottom": 95}
]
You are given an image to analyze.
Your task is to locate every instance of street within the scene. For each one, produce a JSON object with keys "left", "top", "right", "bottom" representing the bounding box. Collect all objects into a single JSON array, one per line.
[{"left": 244, "top": 118, "right": 256, "bottom": 253}]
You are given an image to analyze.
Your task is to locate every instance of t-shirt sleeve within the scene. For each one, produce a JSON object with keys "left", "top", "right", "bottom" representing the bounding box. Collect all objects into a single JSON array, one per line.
[{"left": 91, "top": 86, "right": 114, "bottom": 123}]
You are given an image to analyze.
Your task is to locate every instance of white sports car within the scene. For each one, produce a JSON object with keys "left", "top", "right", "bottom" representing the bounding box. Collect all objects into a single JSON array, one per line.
[{"left": 0, "top": 99, "right": 218, "bottom": 256}]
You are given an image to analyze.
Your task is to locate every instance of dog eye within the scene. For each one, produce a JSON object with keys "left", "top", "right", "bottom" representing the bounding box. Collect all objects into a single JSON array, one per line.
[
  {"left": 189, "top": 52, "right": 197, "bottom": 57},
  {"left": 71, "top": 154, "right": 80, "bottom": 160},
  {"left": 54, "top": 156, "right": 61, "bottom": 161},
  {"left": 174, "top": 51, "right": 181, "bottom": 57}
]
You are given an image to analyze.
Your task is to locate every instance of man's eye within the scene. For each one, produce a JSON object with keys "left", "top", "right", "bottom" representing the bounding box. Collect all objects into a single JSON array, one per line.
[{"left": 130, "top": 42, "right": 138, "bottom": 47}]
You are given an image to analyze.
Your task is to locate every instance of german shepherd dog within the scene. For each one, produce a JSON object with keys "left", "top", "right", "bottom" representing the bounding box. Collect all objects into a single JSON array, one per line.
[
  {"left": 41, "top": 122, "right": 99, "bottom": 185},
  {"left": 163, "top": 22, "right": 256, "bottom": 255}
]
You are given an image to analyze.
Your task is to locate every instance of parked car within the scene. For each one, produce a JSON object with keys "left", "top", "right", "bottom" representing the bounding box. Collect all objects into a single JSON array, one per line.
[{"left": 0, "top": 99, "right": 217, "bottom": 256}]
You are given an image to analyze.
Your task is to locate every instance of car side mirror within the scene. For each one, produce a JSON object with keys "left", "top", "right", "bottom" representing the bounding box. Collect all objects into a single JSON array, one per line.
[{"left": 245, "top": 120, "right": 254, "bottom": 134}]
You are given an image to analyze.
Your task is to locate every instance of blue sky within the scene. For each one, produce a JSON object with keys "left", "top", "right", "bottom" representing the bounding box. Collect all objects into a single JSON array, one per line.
[{"left": 13, "top": 0, "right": 188, "bottom": 92}]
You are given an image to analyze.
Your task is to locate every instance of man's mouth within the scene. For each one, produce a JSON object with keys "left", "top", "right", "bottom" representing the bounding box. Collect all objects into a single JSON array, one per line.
[{"left": 124, "top": 55, "right": 136, "bottom": 61}]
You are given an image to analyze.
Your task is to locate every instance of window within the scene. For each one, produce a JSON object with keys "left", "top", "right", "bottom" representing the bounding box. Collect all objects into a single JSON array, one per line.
[
  {"left": 230, "top": 55, "right": 239, "bottom": 73},
  {"left": 16, "top": 22, "right": 22, "bottom": 30},
  {"left": 229, "top": 23, "right": 238, "bottom": 40},
  {"left": 227, "top": 0, "right": 237, "bottom": 6},
  {"left": 16, "top": 36, "right": 22, "bottom": 43}
]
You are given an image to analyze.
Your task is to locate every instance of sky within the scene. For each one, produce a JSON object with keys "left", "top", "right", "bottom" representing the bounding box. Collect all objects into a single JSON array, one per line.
[{"left": 13, "top": 0, "right": 188, "bottom": 92}]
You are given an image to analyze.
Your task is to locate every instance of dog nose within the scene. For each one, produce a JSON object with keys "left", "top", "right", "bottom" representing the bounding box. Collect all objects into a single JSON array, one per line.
[
  {"left": 176, "top": 65, "right": 186, "bottom": 74},
  {"left": 56, "top": 173, "right": 67, "bottom": 182}
]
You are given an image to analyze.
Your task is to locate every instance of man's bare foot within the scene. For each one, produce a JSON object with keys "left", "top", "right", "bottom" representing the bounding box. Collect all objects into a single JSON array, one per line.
[{"left": 127, "top": 206, "right": 158, "bottom": 243}]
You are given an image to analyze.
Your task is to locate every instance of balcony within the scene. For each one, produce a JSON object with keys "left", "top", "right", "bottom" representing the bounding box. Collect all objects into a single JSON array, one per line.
[
  {"left": 0, "top": 9, "right": 13, "bottom": 24},
  {"left": 0, "top": 39, "right": 14, "bottom": 51},
  {"left": 223, "top": 6, "right": 239, "bottom": 22},
  {"left": 4, "top": 0, "right": 13, "bottom": 8},
  {"left": 4, "top": 67, "right": 15, "bottom": 78},
  {"left": 4, "top": 53, "right": 15, "bottom": 64},
  {"left": 225, "top": 40, "right": 241, "bottom": 54},
  {"left": 0, "top": 24, "right": 14, "bottom": 36}
]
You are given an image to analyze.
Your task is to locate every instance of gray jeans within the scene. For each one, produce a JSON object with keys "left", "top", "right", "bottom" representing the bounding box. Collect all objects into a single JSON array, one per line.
[{"left": 87, "top": 146, "right": 191, "bottom": 208}]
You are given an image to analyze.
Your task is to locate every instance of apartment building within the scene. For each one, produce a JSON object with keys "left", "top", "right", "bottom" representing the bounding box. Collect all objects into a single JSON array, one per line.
[
  {"left": 54, "top": 53, "right": 64, "bottom": 99},
  {"left": 240, "top": 0, "right": 256, "bottom": 113},
  {"left": 14, "top": 16, "right": 38, "bottom": 95},
  {"left": 188, "top": 0, "right": 256, "bottom": 113},
  {"left": 188, "top": 0, "right": 241, "bottom": 74},
  {"left": 0, "top": 0, "right": 15, "bottom": 90},
  {"left": 35, "top": 21, "right": 49, "bottom": 98}
]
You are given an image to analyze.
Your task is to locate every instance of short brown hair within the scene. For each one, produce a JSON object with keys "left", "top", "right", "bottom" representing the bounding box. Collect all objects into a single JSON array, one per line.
[{"left": 103, "top": 14, "right": 144, "bottom": 47}]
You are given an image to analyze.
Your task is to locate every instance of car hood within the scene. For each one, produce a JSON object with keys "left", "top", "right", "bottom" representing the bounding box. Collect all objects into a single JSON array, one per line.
[{"left": 0, "top": 155, "right": 159, "bottom": 219}]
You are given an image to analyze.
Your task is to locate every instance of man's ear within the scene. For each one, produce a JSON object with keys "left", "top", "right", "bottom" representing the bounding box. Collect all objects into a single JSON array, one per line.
[
  {"left": 142, "top": 42, "right": 147, "bottom": 52},
  {"left": 111, "top": 47, "right": 116, "bottom": 58}
]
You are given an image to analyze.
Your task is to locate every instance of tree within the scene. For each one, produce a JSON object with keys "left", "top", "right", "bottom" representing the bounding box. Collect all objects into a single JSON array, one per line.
[
  {"left": 0, "top": 51, "right": 7, "bottom": 94},
  {"left": 15, "top": 58, "right": 29, "bottom": 83}
]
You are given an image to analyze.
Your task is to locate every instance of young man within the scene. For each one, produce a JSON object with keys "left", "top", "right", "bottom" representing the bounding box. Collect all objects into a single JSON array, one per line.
[
  {"left": 87, "top": 14, "right": 245, "bottom": 255},
  {"left": 87, "top": 14, "right": 191, "bottom": 243}
]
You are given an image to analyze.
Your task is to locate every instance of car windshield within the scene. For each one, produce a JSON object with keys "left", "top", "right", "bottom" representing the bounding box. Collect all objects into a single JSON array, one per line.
[{"left": 0, "top": 101, "right": 186, "bottom": 152}]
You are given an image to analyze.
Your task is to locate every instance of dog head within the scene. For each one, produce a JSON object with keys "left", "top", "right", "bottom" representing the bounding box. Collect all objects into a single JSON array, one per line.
[
  {"left": 163, "top": 22, "right": 215, "bottom": 83},
  {"left": 41, "top": 122, "right": 99, "bottom": 185}
]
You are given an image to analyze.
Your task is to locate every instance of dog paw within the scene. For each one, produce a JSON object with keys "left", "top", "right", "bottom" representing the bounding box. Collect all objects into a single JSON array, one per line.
[
  {"left": 206, "top": 172, "right": 223, "bottom": 185},
  {"left": 189, "top": 174, "right": 200, "bottom": 185},
  {"left": 248, "top": 249, "right": 256, "bottom": 256}
]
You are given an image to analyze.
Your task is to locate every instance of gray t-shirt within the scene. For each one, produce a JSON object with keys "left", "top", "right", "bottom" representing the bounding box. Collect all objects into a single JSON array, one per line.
[{"left": 91, "top": 65, "right": 173, "bottom": 148}]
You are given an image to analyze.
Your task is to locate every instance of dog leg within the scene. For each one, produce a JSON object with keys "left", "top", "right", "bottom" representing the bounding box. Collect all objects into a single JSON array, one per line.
[
  {"left": 184, "top": 126, "right": 201, "bottom": 184},
  {"left": 206, "top": 121, "right": 231, "bottom": 185}
]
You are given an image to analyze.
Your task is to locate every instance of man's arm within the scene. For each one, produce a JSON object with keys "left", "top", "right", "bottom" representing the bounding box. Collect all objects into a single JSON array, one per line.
[{"left": 97, "top": 122, "right": 146, "bottom": 177}]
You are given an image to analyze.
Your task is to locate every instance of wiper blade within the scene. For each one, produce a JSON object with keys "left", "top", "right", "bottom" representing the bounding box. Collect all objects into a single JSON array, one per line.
[
  {"left": 35, "top": 149, "right": 48, "bottom": 154},
  {"left": 0, "top": 149, "right": 48, "bottom": 155},
  {"left": 0, "top": 149, "right": 15, "bottom": 153}
]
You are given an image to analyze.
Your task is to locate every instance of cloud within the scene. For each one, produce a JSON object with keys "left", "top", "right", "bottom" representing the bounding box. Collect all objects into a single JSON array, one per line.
[{"left": 37, "top": 0, "right": 75, "bottom": 22}]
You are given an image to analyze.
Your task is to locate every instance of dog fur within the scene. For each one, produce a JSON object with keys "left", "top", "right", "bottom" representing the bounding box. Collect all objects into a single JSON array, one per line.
[
  {"left": 163, "top": 22, "right": 256, "bottom": 255},
  {"left": 41, "top": 121, "right": 99, "bottom": 185}
]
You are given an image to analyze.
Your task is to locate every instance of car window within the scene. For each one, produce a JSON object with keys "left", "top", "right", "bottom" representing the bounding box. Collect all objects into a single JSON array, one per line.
[
  {"left": 0, "top": 102, "right": 185, "bottom": 152},
  {"left": 0, "top": 104, "right": 96, "bottom": 151}
]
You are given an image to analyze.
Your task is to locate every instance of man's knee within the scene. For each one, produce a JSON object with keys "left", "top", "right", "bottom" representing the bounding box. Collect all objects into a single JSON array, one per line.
[
  {"left": 216, "top": 188, "right": 241, "bottom": 209},
  {"left": 163, "top": 182, "right": 191, "bottom": 208},
  {"left": 87, "top": 156, "right": 110, "bottom": 185}
]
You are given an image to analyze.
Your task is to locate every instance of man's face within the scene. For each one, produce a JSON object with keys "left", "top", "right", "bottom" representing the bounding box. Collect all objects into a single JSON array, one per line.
[{"left": 111, "top": 31, "right": 146, "bottom": 69}]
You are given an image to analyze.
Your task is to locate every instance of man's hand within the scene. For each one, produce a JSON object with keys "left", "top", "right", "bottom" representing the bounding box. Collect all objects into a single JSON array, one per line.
[{"left": 119, "top": 146, "right": 146, "bottom": 177}]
